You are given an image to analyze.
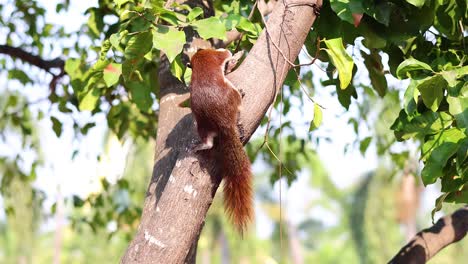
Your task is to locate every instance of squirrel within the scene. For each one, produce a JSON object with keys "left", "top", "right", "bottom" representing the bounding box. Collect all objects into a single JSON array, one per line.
[{"left": 189, "top": 48, "right": 253, "bottom": 234}]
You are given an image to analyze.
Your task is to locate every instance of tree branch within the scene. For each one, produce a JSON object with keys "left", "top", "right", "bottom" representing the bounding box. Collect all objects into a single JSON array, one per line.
[
  {"left": 389, "top": 206, "right": 468, "bottom": 264},
  {"left": 0, "top": 44, "right": 65, "bottom": 73}
]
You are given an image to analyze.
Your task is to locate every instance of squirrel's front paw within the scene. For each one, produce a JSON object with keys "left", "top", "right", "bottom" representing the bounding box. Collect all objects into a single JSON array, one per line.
[{"left": 237, "top": 122, "right": 246, "bottom": 142}]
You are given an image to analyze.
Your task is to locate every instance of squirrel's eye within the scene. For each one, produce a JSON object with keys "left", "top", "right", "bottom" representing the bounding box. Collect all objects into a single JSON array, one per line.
[{"left": 186, "top": 62, "right": 192, "bottom": 68}]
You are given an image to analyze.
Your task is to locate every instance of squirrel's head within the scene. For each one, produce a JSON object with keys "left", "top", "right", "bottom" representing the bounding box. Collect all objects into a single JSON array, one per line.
[{"left": 190, "top": 49, "right": 233, "bottom": 73}]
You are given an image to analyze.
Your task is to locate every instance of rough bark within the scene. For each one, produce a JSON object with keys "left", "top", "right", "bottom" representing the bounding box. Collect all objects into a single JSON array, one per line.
[
  {"left": 389, "top": 206, "right": 468, "bottom": 264},
  {"left": 121, "top": 0, "right": 322, "bottom": 263}
]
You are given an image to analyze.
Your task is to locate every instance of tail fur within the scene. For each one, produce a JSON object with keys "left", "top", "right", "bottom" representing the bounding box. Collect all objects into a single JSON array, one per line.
[{"left": 217, "top": 126, "right": 253, "bottom": 235}]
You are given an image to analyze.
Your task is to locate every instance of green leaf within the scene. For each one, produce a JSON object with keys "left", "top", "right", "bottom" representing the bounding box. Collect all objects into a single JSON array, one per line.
[
  {"left": 330, "top": 0, "right": 364, "bottom": 25},
  {"left": 405, "top": 0, "right": 426, "bottom": 8},
  {"left": 72, "top": 195, "right": 85, "bottom": 207},
  {"left": 309, "top": 103, "right": 323, "bottom": 131},
  {"left": 359, "top": 136, "right": 372, "bottom": 156},
  {"left": 222, "top": 14, "right": 258, "bottom": 35},
  {"left": 441, "top": 173, "right": 464, "bottom": 193},
  {"left": 396, "top": 58, "right": 433, "bottom": 79},
  {"left": 391, "top": 151, "right": 410, "bottom": 168},
  {"left": 323, "top": 38, "right": 354, "bottom": 89},
  {"left": 115, "top": 0, "right": 131, "bottom": 8},
  {"left": 159, "top": 12, "right": 180, "bottom": 26},
  {"left": 170, "top": 55, "right": 184, "bottom": 81},
  {"left": 417, "top": 75, "right": 446, "bottom": 112},
  {"left": 335, "top": 82, "right": 357, "bottom": 110},
  {"left": 87, "top": 8, "right": 104, "bottom": 37},
  {"left": 79, "top": 87, "right": 101, "bottom": 111},
  {"left": 363, "top": 1, "right": 395, "bottom": 26},
  {"left": 358, "top": 21, "right": 387, "bottom": 49},
  {"left": 8, "top": 69, "right": 32, "bottom": 85},
  {"left": 187, "top": 7, "right": 203, "bottom": 21},
  {"left": 184, "top": 67, "right": 192, "bottom": 86},
  {"left": 152, "top": 26, "right": 186, "bottom": 63},
  {"left": 421, "top": 128, "right": 465, "bottom": 185},
  {"left": 191, "top": 17, "right": 227, "bottom": 40},
  {"left": 101, "top": 178, "right": 110, "bottom": 190},
  {"left": 441, "top": 70, "right": 458, "bottom": 87},
  {"left": 454, "top": 66, "right": 468, "bottom": 78},
  {"left": 434, "top": 0, "right": 466, "bottom": 40},
  {"left": 445, "top": 186, "right": 468, "bottom": 203},
  {"left": 127, "top": 81, "right": 152, "bottom": 112},
  {"left": 391, "top": 111, "right": 453, "bottom": 141},
  {"left": 237, "top": 16, "right": 258, "bottom": 35},
  {"left": 447, "top": 95, "right": 468, "bottom": 129},
  {"left": 431, "top": 193, "right": 449, "bottom": 220},
  {"left": 103, "top": 63, "right": 122, "bottom": 87},
  {"left": 403, "top": 79, "right": 419, "bottom": 114},
  {"left": 124, "top": 31, "right": 153, "bottom": 60},
  {"left": 81, "top": 122, "right": 96, "bottom": 135},
  {"left": 362, "top": 51, "right": 387, "bottom": 97},
  {"left": 122, "top": 59, "right": 144, "bottom": 82},
  {"left": 109, "top": 30, "right": 128, "bottom": 52},
  {"left": 64, "top": 58, "right": 82, "bottom": 77},
  {"left": 50, "top": 116, "right": 62, "bottom": 137}
]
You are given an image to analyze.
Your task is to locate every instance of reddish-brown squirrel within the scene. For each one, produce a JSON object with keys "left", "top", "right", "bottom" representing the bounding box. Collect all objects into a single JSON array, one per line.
[{"left": 189, "top": 48, "right": 253, "bottom": 234}]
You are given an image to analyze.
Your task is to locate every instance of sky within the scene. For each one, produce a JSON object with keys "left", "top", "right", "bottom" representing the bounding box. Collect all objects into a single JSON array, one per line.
[{"left": 0, "top": 0, "right": 443, "bottom": 236}]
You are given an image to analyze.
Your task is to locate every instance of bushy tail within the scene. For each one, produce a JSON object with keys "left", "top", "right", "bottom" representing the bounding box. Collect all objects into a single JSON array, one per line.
[{"left": 217, "top": 126, "right": 253, "bottom": 235}]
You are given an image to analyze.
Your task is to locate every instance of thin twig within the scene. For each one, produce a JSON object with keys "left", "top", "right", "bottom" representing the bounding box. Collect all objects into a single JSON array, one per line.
[{"left": 256, "top": 1, "right": 322, "bottom": 68}]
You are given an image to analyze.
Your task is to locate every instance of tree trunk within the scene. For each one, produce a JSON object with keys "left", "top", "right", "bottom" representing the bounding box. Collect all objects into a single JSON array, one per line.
[{"left": 121, "top": 0, "right": 322, "bottom": 263}]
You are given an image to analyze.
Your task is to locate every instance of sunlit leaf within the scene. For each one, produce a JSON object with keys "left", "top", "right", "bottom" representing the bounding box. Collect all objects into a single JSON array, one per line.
[
  {"left": 309, "top": 103, "right": 323, "bottom": 131},
  {"left": 323, "top": 38, "right": 354, "bottom": 89},
  {"left": 416, "top": 75, "right": 446, "bottom": 112},
  {"left": 447, "top": 95, "right": 468, "bottom": 129},
  {"left": 191, "top": 17, "right": 227, "bottom": 40},
  {"left": 103, "top": 63, "right": 122, "bottom": 87},
  {"left": 405, "top": 0, "right": 426, "bottom": 8},
  {"left": 152, "top": 26, "right": 185, "bottom": 62},
  {"left": 170, "top": 55, "right": 184, "bottom": 81},
  {"left": 79, "top": 87, "right": 101, "bottom": 111},
  {"left": 421, "top": 128, "right": 465, "bottom": 185},
  {"left": 187, "top": 7, "right": 203, "bottom": 21},
  {"left": 396, "top": 58, "right": 433, "bottom": 79}
]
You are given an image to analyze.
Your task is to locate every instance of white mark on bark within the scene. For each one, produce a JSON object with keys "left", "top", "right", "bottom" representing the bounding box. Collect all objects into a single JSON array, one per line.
[
  {"left": 156, "top": 206, "right": 160, "bottom": 213},
  {"left": 161, "top": 94, "right": 177, "bottom": 104},
  {"left": 169, "top": 174, "right": 176, "bottom": 183},
  {"left": 134, "top": 244, "right": 139, "bottom": 252},
  {"left": 144, "top": 230, "right": 166, "bottom": 248},
  {"left": 183, "top": 185, "right": 198, "bottom": 198},
  {"left": 175, "top": 160, "right": 181, "bottom": 168},
  {"left": 187, "top": 46, "right": 198, "bottom": 53}
]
